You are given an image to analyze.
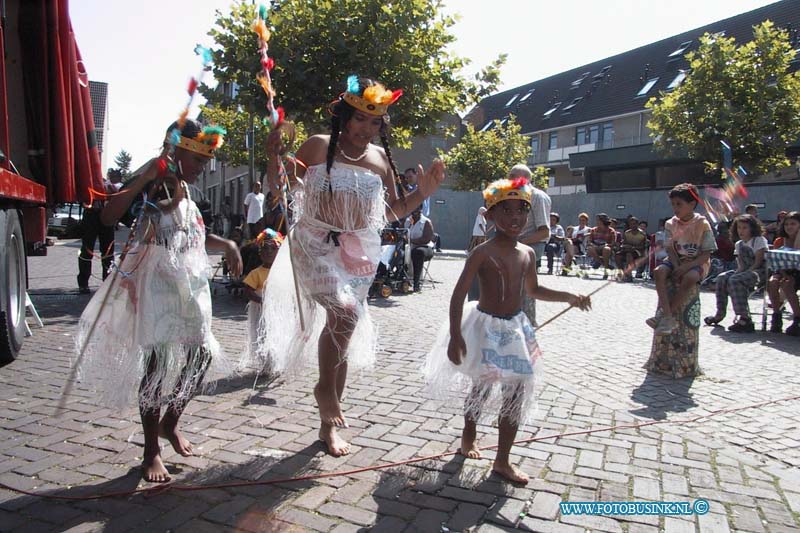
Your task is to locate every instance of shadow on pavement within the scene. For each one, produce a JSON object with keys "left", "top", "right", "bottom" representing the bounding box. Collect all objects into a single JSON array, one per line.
[
  {"left": 629, "top": 372, "right": 698, "bottom": 420},
  {"left": 2, "top": 443, "right": 322, "bottom": 531},
  {"left": 367, "top": 455, "right": 524, "bottom": 531},
  {"left": 708, "top": 326, "right": 799, "bottom": 355}
]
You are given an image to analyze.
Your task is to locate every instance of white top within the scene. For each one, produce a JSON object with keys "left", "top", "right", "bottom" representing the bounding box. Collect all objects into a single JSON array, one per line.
[
  {"left": 550, "top": 224, "right": 565, "bottom": 239},
  {"left": 570, "top": 225, "right": 592, "bottom": 241},
  {"left": 735, "top": 236, "right": 768, "bottom": 255},
  {"left": 244, "top": 192, "right": 265, "bottom": 224},
  {"left": 520, "top": 187, "right": 551, "bottom": 243},
  {"left": 405, "top": 214, "right": 434, "bottom": 249},
  {"left": 472, "top": 213, "right": 487, "bottom": 237}
]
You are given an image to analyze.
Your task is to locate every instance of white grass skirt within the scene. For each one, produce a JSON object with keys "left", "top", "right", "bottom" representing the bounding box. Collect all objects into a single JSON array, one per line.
[{"left": 424, "top": 301, "right": 543, "bottom": 425}]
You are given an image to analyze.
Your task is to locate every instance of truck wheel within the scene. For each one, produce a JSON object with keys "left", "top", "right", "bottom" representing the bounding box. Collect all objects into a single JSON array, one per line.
[{"left": 0, "top": 210, "right": 27, "bottom": 365}]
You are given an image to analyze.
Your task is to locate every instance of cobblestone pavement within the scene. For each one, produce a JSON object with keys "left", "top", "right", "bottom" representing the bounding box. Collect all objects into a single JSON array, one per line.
[{"left": 1, "top": 236, "right": 799, "bottom": 532}]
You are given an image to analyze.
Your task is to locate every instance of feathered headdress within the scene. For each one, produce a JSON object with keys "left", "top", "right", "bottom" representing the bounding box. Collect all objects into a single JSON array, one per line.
[
  {"left": 340, "top": 75, "right": 403, "bottom": 116},
  {"left": 483, "top": 177, "right": 533, "bottom": 210},
  {"left": 176, "top": 125, "right": 227, "bottom": 158},
  {"left": 255, "top": 228, "right": 284, "bottom": 249}
]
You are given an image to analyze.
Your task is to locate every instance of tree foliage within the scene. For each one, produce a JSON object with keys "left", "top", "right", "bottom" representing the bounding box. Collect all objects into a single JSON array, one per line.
[
  {"left": 443, "top": 116, "right": 546, "bottom": 191},
  {"left": 112, "top": 149, "right": 133, "bottom": 177},
  {"left": 202, "top": 0, "right": 505, "bottom": 151},
  {"left": 646, "top": 21, "right": 800, "bottom": 176},
  {"left": 200, "top": 105, "right": 306, "bottom": 173}
]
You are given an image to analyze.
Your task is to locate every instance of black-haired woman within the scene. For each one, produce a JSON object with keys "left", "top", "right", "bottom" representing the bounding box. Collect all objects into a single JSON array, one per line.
[{"left": 258, "top": 76, "right": 445, "bottom": 456}]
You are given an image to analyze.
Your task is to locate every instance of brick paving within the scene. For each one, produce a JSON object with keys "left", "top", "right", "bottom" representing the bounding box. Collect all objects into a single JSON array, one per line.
[{"left": 1, "top": 235, "right": 799, "bottom": 531}]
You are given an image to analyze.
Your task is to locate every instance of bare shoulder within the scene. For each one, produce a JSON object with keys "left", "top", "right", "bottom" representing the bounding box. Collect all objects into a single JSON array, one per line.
[
  {"left": 366, "top": 143, "right": 393, "bottom": 180},
  {"left": 296, "top": 135, "right": 330, "bottom": 166}
]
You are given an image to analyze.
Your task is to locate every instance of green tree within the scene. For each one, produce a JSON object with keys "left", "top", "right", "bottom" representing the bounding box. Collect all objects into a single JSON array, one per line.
[
  {"left": 646, "top": 21, "right": 800, "bottom": 176},
  {"left": 200, "top": 104, "right": 307, "bottom": 173},
  {"left": 443, "top": 116, "right": 546, "bottom": 191},
  {"left": 202, "top": 0, "right": 504, "bottom": 151},
  {"left": 113, "top": 149, "right": 133, "bottom": 177}
]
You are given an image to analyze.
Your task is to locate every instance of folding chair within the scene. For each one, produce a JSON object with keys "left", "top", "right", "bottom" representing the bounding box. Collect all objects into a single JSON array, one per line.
[{"left": 421, "top": 252, "right": 438, "bottom": 288}]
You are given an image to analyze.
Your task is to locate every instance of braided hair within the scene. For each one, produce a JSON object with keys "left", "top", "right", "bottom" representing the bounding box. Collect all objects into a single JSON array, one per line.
[{"left": 326, "top": 77, "right": 404, "bottom": 201}]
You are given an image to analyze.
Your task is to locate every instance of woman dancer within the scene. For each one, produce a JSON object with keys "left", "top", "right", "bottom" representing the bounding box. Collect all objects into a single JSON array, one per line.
[{"left": 259, "top": 76, "right": 445, "bottom": 456}]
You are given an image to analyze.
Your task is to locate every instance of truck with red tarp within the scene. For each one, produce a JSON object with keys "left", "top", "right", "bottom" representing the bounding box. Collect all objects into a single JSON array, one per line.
[{"left": 1, "top": 0, "right": 104, "bottom": 363}]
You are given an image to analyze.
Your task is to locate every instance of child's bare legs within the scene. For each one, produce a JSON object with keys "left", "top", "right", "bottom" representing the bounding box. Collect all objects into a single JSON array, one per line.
[
  {"left": 492, "top": 384, "right": 528, "bottom": 484},
  {"left": 600, "top": 246, "right": 612, "bottom": 269},
  {"left": 316, "top": 307, "right": 356, "bottom": 456},
  {"left": 670, "top": 269, "right": 700, "bottom": 315},
  {"left": 653, "top": 264, "right": 673, "bottom": 313},
  {"left": 140, "top": 353, "right": 168, "bottom": 482},
  {"left": 460, "top": 385, "right": 487, "bottom": 459},
  {"left": 781, "top": 277, "right": 800, "bottom": 317},
  {"left": 767, "top": 276, "right": 784, "bottom": 311},
  {"left": 562, "top": 241, "right": 575, "bottom": 270},
  {"left": 159, "top": 347, "right": 212, "bottom": 457}
]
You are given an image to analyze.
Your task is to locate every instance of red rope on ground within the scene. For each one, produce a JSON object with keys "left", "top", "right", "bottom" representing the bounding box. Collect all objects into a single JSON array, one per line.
[{"left": 2, "top": 393, "right": 798, "bottom": 501}]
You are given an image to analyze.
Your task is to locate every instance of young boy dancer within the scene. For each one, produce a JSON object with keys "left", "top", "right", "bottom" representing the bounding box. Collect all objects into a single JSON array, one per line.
[{"left": 425, "top": 177, "right": 591, "bottom": 483}]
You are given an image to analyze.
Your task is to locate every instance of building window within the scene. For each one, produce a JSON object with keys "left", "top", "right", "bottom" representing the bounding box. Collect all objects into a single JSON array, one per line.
[
  {"left": 530, "top": 135, "right": 540, "bottom": 155},
  {"left": 636, "top": 77, "right": 659, "bottom": 97},
  {"left": 668, "top": 70, "right": 687, "bottom": 90},
  {"left": 543, "top": 102, "right": 561, "bottom": 118},
  {"left": 504, "top": 94, "right": 519, "bottom": 107},
  {"left": 519, "top": 89, "right": 535, "bottom": 103},
  {"left": 210, "top": 158, "right": 217, "bottom": 173},
  {"left": 548, "top": 132, "right": 558, "bottom": 150},
  {"left": 562, "top": 97, "right": 583, "bottom": 112},
  {"left": 599, "top": 167, "right": 652, "bottom": 190},
  {"left": 668, "top": 41, "right": 692, "bottom": 58},
  {"left": 601, "top": 122, "right": 614, "bottom": 148}
]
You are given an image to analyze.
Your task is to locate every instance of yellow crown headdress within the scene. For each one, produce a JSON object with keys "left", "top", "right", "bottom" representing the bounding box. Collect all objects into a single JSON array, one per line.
[
  {"left": 173, "top": 125, "right": 227, "bottom": 158},
  {"left": 483, "top": 177, "right": 533, "bottom": 210},
  {"left": 340, "top": 75, "right": 403, "bottom": 116}
]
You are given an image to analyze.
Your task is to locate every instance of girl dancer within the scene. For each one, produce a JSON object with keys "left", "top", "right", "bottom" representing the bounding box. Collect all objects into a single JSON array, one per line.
[
  {"left": 259, "top": 76, "right": 445, "bottom": 456},
  {"left": 75, "top": 120, "right": 242, "bottom": 482}
]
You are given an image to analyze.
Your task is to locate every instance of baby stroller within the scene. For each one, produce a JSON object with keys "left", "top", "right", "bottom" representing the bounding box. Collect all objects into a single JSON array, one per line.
[{"left": 370, "top": 226, "right": 413, "bottom": 298}]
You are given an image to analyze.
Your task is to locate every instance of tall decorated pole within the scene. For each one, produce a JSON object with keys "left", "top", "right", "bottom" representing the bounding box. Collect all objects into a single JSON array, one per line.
[{"left": 252, "top": 4, "right": 305, "bottom": 330}]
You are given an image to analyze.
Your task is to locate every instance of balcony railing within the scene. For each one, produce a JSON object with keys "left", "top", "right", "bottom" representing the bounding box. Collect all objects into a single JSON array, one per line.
[{"left": 529, "top": 134, "right": 653, "bottom": 165}]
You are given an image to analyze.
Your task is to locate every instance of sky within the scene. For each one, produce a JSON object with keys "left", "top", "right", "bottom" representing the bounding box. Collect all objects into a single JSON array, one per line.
[{"left": 69, "top": 0, "right": 779, "bottom": 171}]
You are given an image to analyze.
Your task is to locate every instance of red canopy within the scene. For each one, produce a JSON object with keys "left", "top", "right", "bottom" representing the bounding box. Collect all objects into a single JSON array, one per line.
[{"left": 18, "top": 0, "right": 103, "bottom": 204}]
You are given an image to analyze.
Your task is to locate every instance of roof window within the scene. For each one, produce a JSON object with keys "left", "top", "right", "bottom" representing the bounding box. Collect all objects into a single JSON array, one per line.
[
  {"left": 636, "top": 77, "right": 659, "bottom": 97},
  {"left": 504, "top": 94, "right": 519, "bottom": 107},
  {"left": 668, "top": 41, "right": 692, "bottom": 58},
  {"left": 542, "top": 102, "right": 561, "bottom": 118},
  {"left": 519, "top": 89, "right": 535, "bottom": 103},
  {"left": 667, "top": 70, "right": 687, "bottom": 90},
  {"left": 562, "top": 97, "right": 583, "bottom": 112}
]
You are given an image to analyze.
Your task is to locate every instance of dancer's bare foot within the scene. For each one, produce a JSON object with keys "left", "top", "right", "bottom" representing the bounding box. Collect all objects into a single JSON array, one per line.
[
  {"left": 319, "top": 423, "right": 350, "bottom": 457},
  {"left": 159, "top": 422, "right": 193, "bottom": 457},
  {"left": 459, "top": 432, "right": 482, "bottom": 459},
  {"left": 142, "top": 453, "right": 171, "bottom": 483},
  {"left": 314, "top": 383, "right": 348, "bottom": 427},
  {"left": 492, "top": 461, "right": 529, "bottom": 484}
]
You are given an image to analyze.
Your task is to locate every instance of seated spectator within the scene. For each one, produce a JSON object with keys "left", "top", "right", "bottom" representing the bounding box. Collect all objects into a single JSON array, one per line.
[
  {"left": 587, "top": 213, "right": 617, "bottom": 279},
  {"left": 704, "top": 215, "right": 767, "bottom": 333},
  {"left": 703, "top": 221, "right": 737, "bottom": 286},
  {"left": 561, "top": 212, "right": 592, "bottom": 275},
  {"left": 616, "top": 216, "right": 647, "bottom": 281},
  {"left": 545, "top": 213, "right": 565, "bottom": 274},
  {"left": 765, "top": 210, "right": 787, "bottom": 244},
  {"left": 767, "top": 211, "right": 800, "bottom": 335},
  {"left": 405, "top": 207, "right": 435, "bottom": 292}
]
